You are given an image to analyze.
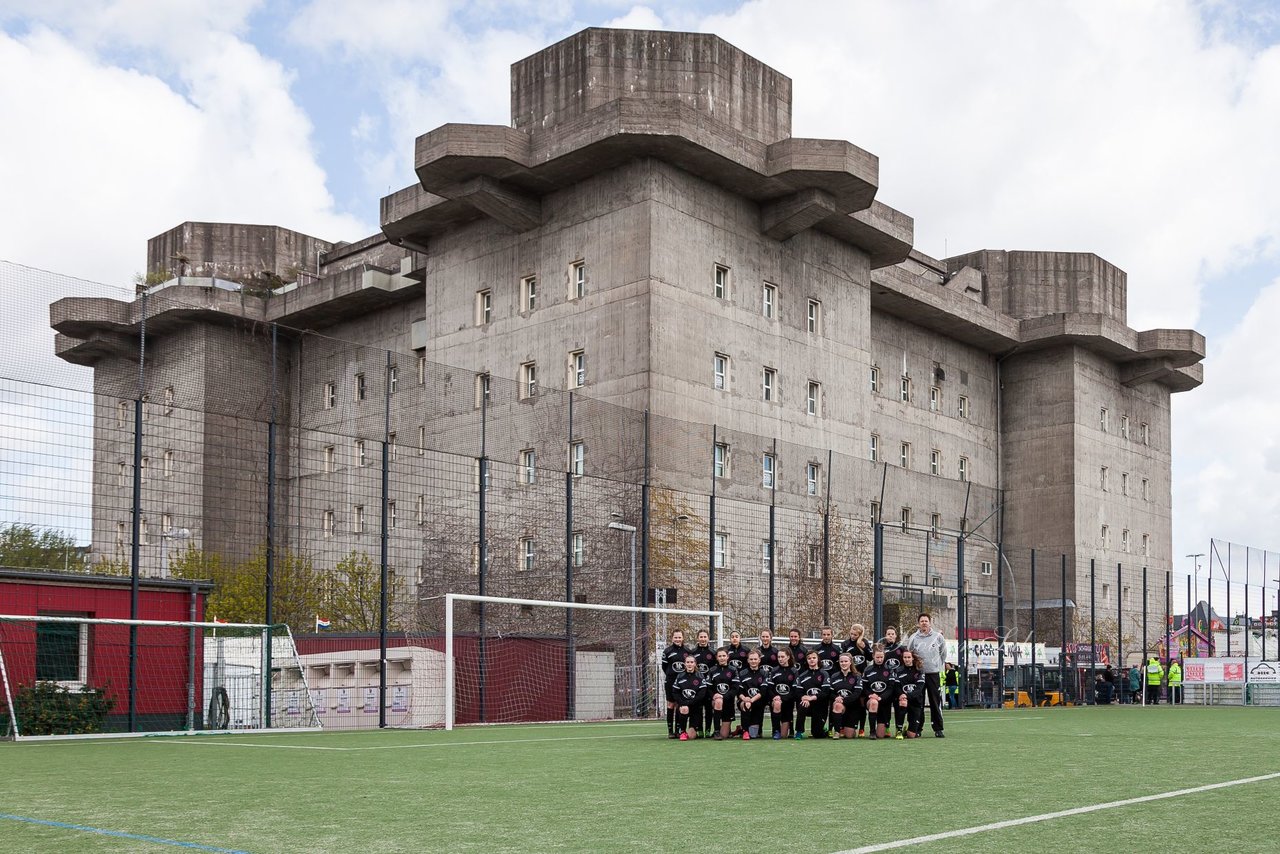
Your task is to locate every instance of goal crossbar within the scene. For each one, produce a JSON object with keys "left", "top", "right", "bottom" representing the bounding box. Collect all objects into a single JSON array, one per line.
[{"left": 443, "top": 593, "right": 724, "bottom": 730}]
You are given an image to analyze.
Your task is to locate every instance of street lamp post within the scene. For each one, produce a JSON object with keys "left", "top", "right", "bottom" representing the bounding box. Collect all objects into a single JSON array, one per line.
[
  {"left": 161, "top": 528, "right": 191, "bottom": 577},
  {"left": 608, "top": 517, "right": 638, "bottom": 717}
]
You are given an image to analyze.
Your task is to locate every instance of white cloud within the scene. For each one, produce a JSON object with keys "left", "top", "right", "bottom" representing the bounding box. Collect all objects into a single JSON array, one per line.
[
  {"left": 603, "top": 6, "right": 666, "bottom": 29},
  {"left": 0, "top": 19, "right": 369, "bottom": 288}
]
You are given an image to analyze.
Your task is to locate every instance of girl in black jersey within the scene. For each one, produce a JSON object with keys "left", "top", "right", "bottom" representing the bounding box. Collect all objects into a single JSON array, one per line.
[
  {"left": 736, "top": 650, "right": 769, "bottom": 740},
  {"left": 841, "top": 623, "right": 872, "bottom": 674},
  {"left": 661, "top": 630, "right": 689, "bottom": 738},
  {"left": 794, "top": 651, "right": 831, "bottom": 739},
  {"left": 768, "top": 647, "right": 799, "bottom": 740},
  {"left": 828, "top": 652, "right": 862, "bottom": 739},
  {"left": 756, "top": 630, "right": 781, "bottom": 674},
  {"left": 690, "top": 630, "right": 717, "bottom": 737},
  {"left": 861, "top": 645, "right": 897, "bottom": 740},
  {"left": 896, "top": 648, "right": 927, "bottom": 739},
  {"left": 671, "top": 655, "right": 708, "bottom": 740},
  {"left": 725, "top": 631, "right": 750, "bottom": 671},
  {"left": 881, "top": 626, "right": 905, "bottom": 675},
  {"left": 787, "top": 629, "right": 809, "bottom": 672},
  {"left": 706, "top": 648, "right": 739, "bottom": 740}
]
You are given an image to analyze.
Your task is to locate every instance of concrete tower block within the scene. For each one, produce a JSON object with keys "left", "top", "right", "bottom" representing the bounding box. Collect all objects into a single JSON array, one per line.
[{"left": 511, "top": 28, "right": 793, "bottom": 144}]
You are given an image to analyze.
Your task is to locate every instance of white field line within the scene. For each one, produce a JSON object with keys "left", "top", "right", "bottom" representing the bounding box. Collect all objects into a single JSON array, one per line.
[
  {"left": 832, "top": 770, "right": 1280, "bottom": 853},
  {"left": 165, "top": 732, "right": 660, "bottom": 751}
]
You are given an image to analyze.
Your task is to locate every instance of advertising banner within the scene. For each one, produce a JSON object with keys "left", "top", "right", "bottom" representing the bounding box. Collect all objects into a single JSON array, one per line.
[{"left": 1182, "top": 658, "right": 1246, "bottom": 683}]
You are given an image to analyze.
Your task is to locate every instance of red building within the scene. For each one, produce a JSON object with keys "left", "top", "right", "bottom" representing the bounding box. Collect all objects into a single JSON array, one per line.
[{"left": 0, "top": 568, "right": 212, "bottom": 733}]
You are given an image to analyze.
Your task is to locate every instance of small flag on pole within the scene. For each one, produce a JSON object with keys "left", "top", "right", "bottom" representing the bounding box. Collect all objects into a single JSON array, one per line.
[{"left": 315, "top": 616, "right": 332, "bottom": 631}]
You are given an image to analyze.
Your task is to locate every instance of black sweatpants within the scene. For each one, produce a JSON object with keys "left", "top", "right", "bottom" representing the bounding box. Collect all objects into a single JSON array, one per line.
[{"left": 924, "top": 671, "right": 945, "bottom": 733}]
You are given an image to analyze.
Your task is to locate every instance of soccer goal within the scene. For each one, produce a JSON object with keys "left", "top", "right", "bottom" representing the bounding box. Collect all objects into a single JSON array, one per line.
[
  {"left": 0, "top": 615, "right": 321, "bottom": 741},
  {"left": 440, "top": 593, "right": 723, "bottom": 731}
]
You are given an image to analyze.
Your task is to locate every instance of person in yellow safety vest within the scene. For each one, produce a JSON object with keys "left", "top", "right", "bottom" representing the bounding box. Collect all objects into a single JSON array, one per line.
[
  {"left": 1167, "top": 659, "right": 1183, "bottom": 705},
  {"left": 1145, "top": 656, "right": 1163, "bottom": 705}
]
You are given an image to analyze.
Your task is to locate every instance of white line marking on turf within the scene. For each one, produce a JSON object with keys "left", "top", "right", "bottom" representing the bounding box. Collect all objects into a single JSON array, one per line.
[
  {"left": 832, "top": 770, "right": 1280, "bottom": 853},
  {"left": 166, "top": 732, "right": 659, "bottom": 751}
]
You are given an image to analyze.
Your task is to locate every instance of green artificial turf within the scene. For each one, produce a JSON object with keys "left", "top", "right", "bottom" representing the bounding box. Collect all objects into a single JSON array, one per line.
[{"left": 1, "top": 706, "right": 1277, "bottom": 853}]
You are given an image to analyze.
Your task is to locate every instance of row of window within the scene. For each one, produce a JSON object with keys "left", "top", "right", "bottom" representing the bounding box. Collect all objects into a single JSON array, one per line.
[
  {"left": 869, "top": 366, "right": 971, "bottom": 418},
  {"left": 1099, "top": 408, "right": 1151, "bottom": 445},
  {"left": 113, "top": 513, "right": 180, "bottom": 548},
  {"left": 474, "top": 262, "right": 586, "bottom": 326},
  {"left": 1100, "top": 525, "right": 1153, "bottom": 556},
  {"left": 1099, "top": 466, "right": 1152, "bottom": 500},
  {"left": 868, "top": 436, "right": 971, "bottom": 481},
  {"left": 116, "top": 451, "right": 176, "bottom": 484},
  {"left": 114, "top": 387, "right": 177, "bottom": 425},
  {"left": 715, "top": 266, "right": 825, "bottom": 333},
  {"left": 321, "top": 356, "right": 438, "bottom": 409}
]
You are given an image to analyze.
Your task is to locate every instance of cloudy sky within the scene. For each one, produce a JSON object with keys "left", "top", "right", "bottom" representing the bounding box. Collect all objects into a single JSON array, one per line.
[{"left": 2, "top": 1, "right": 1278, "bottom": 607}]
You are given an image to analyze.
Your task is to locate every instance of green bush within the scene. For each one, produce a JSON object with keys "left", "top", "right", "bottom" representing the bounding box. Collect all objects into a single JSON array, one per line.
[{"left": 0, "top": 681, "right": 115, "bottom": 736}]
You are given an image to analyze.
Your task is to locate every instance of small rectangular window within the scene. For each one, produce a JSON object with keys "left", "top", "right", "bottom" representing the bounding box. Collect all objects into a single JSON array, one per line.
[
  {"left": 569, "top": 440, "right": 584, "bottom": 477},
  {"left": 475, "top": 373, "right": 491, "bottom": 408},
  {"left": 900, "top": 442, "right": 911, "bottom": 469},
  {"left": 139, "top": 518, "right": 149, "bottom": 546},
  {"left": 416, "top": 495, "right": 425, "bottom": 525},
  {"left": 900, "top": 376, "right": 911, "bottom": 403},
  {"left": 1141, "top": 422, "right": 1150, "bottom": 445},
  {"left": 140, "top": 456, "right": 149, "bottom": 484},
  {"left": 355, "top": 373, "right": 366, "bottom": 402},
  {"left": 807, "top": 299, "right": 821, "bottom": 334},
  {"left": 161, "top": 513, "right": 172, "bottom": 534},
  {"left": 869, "top": 434, "right": 879, "bottom": 463},
  {"left": 388, "top": 432, "right": 398, "bottom": 462},
  {"left": 714, "top": 353, "right": 728, "bottom": 390},
  {"left": 870, "top": 501, "right": 881, "bottom": 525},
  {"left": 870, "top": 366, "right": 879, "bottom": 393},
  {"left": 118, "top": 460, "right": 126, "bottom": 487},
  {"left": 959, "top": 456, "right": 969, "bottom": 482},
  {"left": 929, "top": 386, "right": 940, "bottom": 412},
  {"left": 354, "top": 505, "right": 365, "bottom": 535},
  {"left": 1121, "top": 472, "right": 1129, "bottom": 495},
  {"left": 714, "top": 443, "right": 729, "bottom": 478},
  {"left": 572, "top": 532, "right": 585, "bottom": 567},
  {"left": 163, "top": 386, "right": 174, "bottom": 415},
  {"left": 714, "top": 265, "right": 729, "bottom": 299},
  {"left": 958, "top": 395, "right": 969, "bottom": 419},
  {"left": 806, "top": 462, "right": 820, "bottom": 496},
  {"left": 715, "top": 532, "right": 729, "bottom": 569},
  {"left": 1142, "top": 478, "right": 1150, "bottom": 501},
  {"left": 355, "top": 440, "right": 366, "bottom": 467},
  {"left": 418, "top": 425, "right": 426, "bottom": 456},
  {"left": 323, "top": 510, "right": 335, "bottom": 538},
  {"left": 117, "top": 400, "right": 129, "bottom": 426},
  {"left": 519, "top": 449, "right": 537, "bottom": 485},
  {"left": 1101, "top": 524, "right": 1110, "bottom": 548},
  {"left": 762, "top": 453, "right": 775, "bottom": 489},
  {"left": 571, "top": 261, "right": 586, "bottom": 299},
  {"left": 418, "top": 355, "right": 426, "bottom": 385},
  {"left": 568, "top": 350, "right": 586, "bottom": 389},
  {"left": 806, "top": 381, "right": 820, "bottom": 416},
  {"left": 389, "top": 366, "right": 398, "bottom": 395},
  {"left": 760, "top": 540, "right": 772, "bottom": 574},
  {"left": 762, "top": 283, "right": 776, "bottom": 318},
  {"left": 116, "top": 521, "right": 126, "bottom": 551},
  {"left": 35, "top": 618, "right": 86, "bottom": 683},
  {"left": 931, "top": 513, "right": 941, "bottom": 538},
  {"left": 1100, "top": 466, "right": 1109, "bottom": 491},
  {"left": 1142, "top": 533, "right": 1150, "bottom": 556},
  {"left": 900, "top": 506, "right": 911, "bottom": 533},
  {"left": 475, "top": 289, "right": 492, "bottom": 325},
  {"left": 981, "top": 561, "right": 993, "bottom": 576},
  {"left": 388, "top": 500, "right": 397, "bottom": 529},
  {"left": 762, "top": 367, "right": 776, "bottom": 402},
  {"left": 807, "top": 544, "right": 821, "bottom": 579},
  {"left": 523, "top": 275, "right": 538, "bottom": 311},
  {"left": 163, "top": 450, "right": 174, "bottom": 478},
  {"left": 323, "top": 382, "right": 335, "bottom": 409},
  {"left": 1121, "top": 529, "right": 1130, "bottom": 552},
  {"left": 1100, "top": 407, "right": 1109, "bottom": 431},
  {"left": 520, "top": 362, "right": 538, "bottom": 399},
  {"left": 1121, "top": 415, "right": 1130, "bottom": 439},
  {"left": 930, "top": 449, "right": 940, "bottom": 476},
  {"left": 521, "top": 537, "right": 535, "bottom": 572},
  {"left": 324, "top": 445, "right": 335, "bottom": 473}
]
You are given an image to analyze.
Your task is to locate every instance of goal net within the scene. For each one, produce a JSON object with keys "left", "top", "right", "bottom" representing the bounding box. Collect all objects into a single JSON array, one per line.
[
  {"left": 434, "top": 594, "right": 723, "bottom": 730},
  {"left": 0, "top": 615, "right": 321, "bottom": 741}
]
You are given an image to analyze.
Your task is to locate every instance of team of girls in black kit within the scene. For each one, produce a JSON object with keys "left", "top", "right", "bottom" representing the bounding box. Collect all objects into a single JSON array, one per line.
[{"left": 662, "top": 624, "right": 930, "bottom": 741}]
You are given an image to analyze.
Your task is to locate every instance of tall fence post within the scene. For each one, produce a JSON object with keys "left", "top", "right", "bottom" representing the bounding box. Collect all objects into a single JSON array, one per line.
[
  {"left": 956, "top": 535, "right": 966, "bottom": 707},
  {"left": 1117, "top": 562, "right": 1124, "bottom": 694},
  {"left": 822, "top": 449, "right": 832, "bottom": 625},
  {"left": 1030, "top": 549, "right": 1037, "bottom": 699},
  {"left": 708, "top": 425, "right": 717, "bottom": 618},
  {"left": 477, "top": 372, "right": 489, "bottom": 723},
  {"left": 996, "top": 541, "right": 1005, "bottom": 699},
  {"left": 1165, "top": 571, "right": 1173, "bottom": 670},
  {"left": 378, "top": 349, "right": 391, "bottom": 727},
  {"left": 767, "top": 437, "right": 777, "bottom": 630},
  {"left": 127, "top": 286, "right": 148, "bottom": 733},
  {"left": 1089, "top": 557, "right": 1097, "bottom": 701},
  {"left": 872, "top": 522, "right": 884, "bottom": 642},
  {"left": 264, "top": 323, "right": 279, "bottom": 728},
  {"left": 1142, "top": 565, "right": 1149, "bottom": 666},
  {"left": 564, "top": 393, "right": 575, "bottom": 721},
  {"left": 1060, "top": 554, "right": 1067, "bottom": 704},
  {"left": 640, "top": 410, "right": 651, "bottom": 715}
]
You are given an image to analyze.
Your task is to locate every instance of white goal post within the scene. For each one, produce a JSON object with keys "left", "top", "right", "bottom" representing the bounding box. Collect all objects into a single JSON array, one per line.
[
  {"left": 0, "top": 614, "right": 322, "bottom": 741},
  {"left": 443, "top": 593, "right": 724, "bottom": 731}
]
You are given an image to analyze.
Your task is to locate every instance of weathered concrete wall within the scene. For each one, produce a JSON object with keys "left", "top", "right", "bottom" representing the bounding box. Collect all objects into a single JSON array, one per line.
[
  {"left": 948, "top": 249, "right": 1128, "bottom": 324},
  {"left": 148, "top": 222, "right": 335, "bottom": 283},
  {"left": 511, "top": 28, "right": 792, "bottom": 144}
]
